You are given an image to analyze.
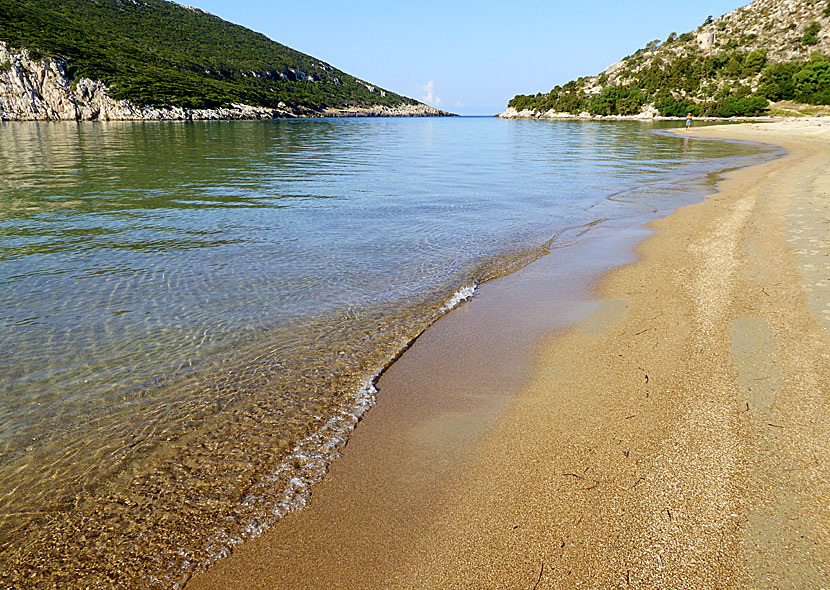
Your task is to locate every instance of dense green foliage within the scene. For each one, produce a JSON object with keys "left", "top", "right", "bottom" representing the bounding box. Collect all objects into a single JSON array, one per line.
[
  {"left": 508, "top": 42, "right": 830, "bottom": 118},
  {"left": 0, "top": 0, "right": 416, "bottom": 110},
  {"left": 802, "top": 22, "right": 822, "bottom": 45},
  {"left": 654, "top": 95, "right": 701, "bottom": 117},
  {"left": 787, "top": 56, "right": 830, "bottom": 104},
  {"left": 508, "top": 2, "right": 830, "bottom": 120},
  {"left": 708, "top": 84, "right": 769, "bottom": 116}
]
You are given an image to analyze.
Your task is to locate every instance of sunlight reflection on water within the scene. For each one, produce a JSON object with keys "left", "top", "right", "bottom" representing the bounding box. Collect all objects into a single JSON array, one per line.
[{"left": 0, "top": 118, "right": 778, "bottom": 587}]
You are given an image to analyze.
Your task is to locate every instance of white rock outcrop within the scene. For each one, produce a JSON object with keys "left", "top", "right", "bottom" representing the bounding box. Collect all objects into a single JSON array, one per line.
[
  {"left": 0, "top": 42, "right": 291, "bottom": 121},
  {"left": 323, "top": 104, "right": 449, "bottom": 117},
  {"left": 0, "top": 42, "right": 448, "bottom": 121},
  {"left": 499, "top": 102, "right": 668, "bottom": 121}
]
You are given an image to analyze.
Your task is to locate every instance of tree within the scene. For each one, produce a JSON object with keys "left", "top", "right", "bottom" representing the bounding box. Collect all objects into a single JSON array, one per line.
[
  {"left": 707, "top": 90, "right": 768, "bottom": 116},
  {"left": 722, "top": 53, "right": 745, "bottom": 78},
  {"left": 758, "top": 62, "right": 801, "bottom": 101},
  {"left": 793, "top": 59, "right": 830, "bottom": 103},
  {"left": 743, "top": 49, "right": 767, "bottom": 75},
  {"left": 589, "top": 86, "right": 618, "bottom": 115}
]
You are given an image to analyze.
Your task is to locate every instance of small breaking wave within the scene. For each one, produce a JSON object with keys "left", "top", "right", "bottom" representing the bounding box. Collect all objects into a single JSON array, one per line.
[
  {"left": 168, "top": 283, "right": 478, "bottom": 587},
  {"left": 439, "top": 284, "right": 477, "bottom": 313},
  {"left": 168, "top": 374, "right": 381, "bottom": 588}
]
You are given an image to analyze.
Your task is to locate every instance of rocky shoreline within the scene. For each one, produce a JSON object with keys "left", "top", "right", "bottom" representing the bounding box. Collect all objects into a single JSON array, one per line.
[
  {"left": 497, "top": 106, "right": 774, "bottom": 122},
  {"left": 0, "top": 42, "right": 451, "bottom": 121}
]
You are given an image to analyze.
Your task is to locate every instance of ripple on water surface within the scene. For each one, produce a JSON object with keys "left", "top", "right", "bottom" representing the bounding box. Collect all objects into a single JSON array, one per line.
[{"left": 0, "top": 118, "right": 779, "bottom": 587}]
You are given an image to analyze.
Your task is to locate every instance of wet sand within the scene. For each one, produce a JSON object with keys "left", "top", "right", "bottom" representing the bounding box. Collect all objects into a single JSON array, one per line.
[{"left": 188, "top": 118, "right": 830, "bottom": 589}]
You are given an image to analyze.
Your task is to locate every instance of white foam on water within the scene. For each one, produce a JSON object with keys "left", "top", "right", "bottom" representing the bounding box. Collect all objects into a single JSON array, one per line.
[
  {"left": 164, "top": 372, "right": 381, "bottom": 589},
  {"left": 440, "top": 283, "right": 477, "bottom": 313},
  {"left": 166, "top": 284, "right": 477, "bottom": 588}
]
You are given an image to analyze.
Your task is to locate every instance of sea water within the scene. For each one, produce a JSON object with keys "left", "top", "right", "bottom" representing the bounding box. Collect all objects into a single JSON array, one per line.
[{"left": 0, "top": 117, "right": 778, "bottom": 587}]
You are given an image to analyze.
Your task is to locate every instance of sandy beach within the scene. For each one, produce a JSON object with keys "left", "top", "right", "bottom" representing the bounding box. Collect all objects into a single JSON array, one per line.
[{"left": 188, "top": 118, "right": 830, "bottom": 589}]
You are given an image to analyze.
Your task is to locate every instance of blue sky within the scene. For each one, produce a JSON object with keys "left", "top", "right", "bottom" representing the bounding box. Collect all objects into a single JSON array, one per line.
[{"left": 188, "top": 0, "right": 748, "bottom": 115}]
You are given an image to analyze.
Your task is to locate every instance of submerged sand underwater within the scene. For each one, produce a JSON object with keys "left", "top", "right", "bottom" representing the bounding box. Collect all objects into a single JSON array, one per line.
[{"left": 3, "top": 119, "right": 774, "bottom": 588}]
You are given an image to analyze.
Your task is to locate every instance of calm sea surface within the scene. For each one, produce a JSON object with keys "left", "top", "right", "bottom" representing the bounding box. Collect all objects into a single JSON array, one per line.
[{"left": 0, "top": 118, "right": 777, "bottom": 587}]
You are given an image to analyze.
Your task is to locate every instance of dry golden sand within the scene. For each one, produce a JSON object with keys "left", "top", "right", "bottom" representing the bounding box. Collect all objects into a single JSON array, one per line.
[{"left": 188, "top": 119, "right": 830, "bottom": 589}]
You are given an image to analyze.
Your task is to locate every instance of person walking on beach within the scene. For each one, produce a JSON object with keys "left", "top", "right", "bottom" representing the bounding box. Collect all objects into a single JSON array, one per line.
[{"left": 685, "top": 113, "right": 693, "bottom": 131}]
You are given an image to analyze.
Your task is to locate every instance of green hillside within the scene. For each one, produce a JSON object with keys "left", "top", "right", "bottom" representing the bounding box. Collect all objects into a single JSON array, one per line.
[
  {"left": 507, "top": 0, "right": 830, "bottom": 118},
  {"left": 0, "top": 0, "right": 418, "bottom": 110}
]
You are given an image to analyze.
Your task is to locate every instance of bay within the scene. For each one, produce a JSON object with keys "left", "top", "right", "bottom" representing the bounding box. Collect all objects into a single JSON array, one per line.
[{"left": 0, "top": 117, "right": 777, "bottom": 587}]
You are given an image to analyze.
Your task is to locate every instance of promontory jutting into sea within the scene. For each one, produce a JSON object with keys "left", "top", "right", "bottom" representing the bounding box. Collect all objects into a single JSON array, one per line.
[{"left": 1, "top": 0, "right": 829, "bottom": 588}]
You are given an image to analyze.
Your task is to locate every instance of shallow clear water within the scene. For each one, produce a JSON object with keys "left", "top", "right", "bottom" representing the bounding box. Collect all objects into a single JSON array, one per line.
[{"left": 0, "top": 118, "right": 777, "bottom": 587}]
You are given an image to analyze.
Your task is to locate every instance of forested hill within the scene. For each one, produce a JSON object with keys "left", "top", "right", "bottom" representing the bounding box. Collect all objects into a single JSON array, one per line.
[
  {"left": 505, "top": 0, "right": 830, "bottom": 118},
  {"left": 0, "top": 0, "right": 423, "bottom": 112}
]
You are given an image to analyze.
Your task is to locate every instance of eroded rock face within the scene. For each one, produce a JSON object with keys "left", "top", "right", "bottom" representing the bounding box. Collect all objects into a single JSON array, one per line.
[
  {"left": 0, "top": 43, "right": 76, "bottom": 120},
  {"left": 0, "top": 42, "right": 289, "bottom": 121},
  {"left": 0, "top": 42, "right": 449, "bottom": 121}
]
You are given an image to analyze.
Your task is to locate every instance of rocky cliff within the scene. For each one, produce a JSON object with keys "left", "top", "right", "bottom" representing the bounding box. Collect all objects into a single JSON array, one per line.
[{"left": 0, "top": 42, "right": 447, "bottom": 121}]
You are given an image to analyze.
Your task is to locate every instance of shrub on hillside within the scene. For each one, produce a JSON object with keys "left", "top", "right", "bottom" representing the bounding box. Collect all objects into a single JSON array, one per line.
[
  {"left": 743, "top": 49, "right": 767, "bottom": 75},
  {"left": 802, "top": 22, "right": 821, "bottom": 46},
  {"left": 793, "top": 59, "right": 830, "bottom": 103},
  {"left": 588, "top": 85, "right": 646, "bottom": 115},
  {"left": 705, "top": 85, "right": 768, "bottom": 116},
  {"left": 758, "top": 55, "right": 830, "bottom": 104},
  {"left": 759, "top": 62, "right": 802, "bottom": 100},
  {"left": 722, "top": 53, "right": 746, "bottom": 78},
  {"left": 508, "top": 95, "right": 534, "bottom": 111},
  {"left": 654, "top": 95, "right": 701, "bottom": 117}
]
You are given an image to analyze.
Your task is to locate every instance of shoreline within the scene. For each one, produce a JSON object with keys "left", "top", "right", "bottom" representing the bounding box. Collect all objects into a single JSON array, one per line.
[
  {"left": 407, "top": 119, "right": 829, "bottom": 587},
  {"left": 496, "top": 106, "right": 775, "bottom": 122},
  {"left": 401, "top": 119, "right": 830, "bottom": 587},
  {"left": 186, "top": 211, "right": 661, "bottom": 590},
  {"left": 1, "top": 118, "right": 758, "bottom": 589},
  {"left": 0, "top": 103, "right": 455, "bottom": 122},
  {"left": 187, "top": 118, "right": 830, "bottom": 588}
]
